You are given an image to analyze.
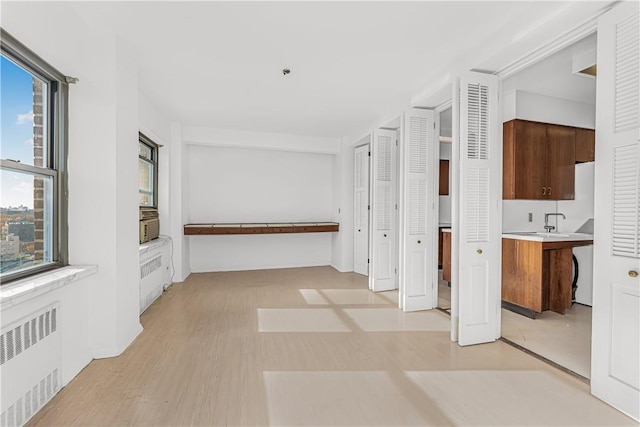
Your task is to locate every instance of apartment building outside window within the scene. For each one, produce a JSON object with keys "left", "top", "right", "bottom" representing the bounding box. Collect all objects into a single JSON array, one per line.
[{"left": 0, "top": 29, "right": 68, "bottom": 283}]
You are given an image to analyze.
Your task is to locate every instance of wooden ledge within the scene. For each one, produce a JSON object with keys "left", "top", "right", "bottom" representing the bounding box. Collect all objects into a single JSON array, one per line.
[{"left": 184, "top": 222, "right": 339, "bottom": 235}]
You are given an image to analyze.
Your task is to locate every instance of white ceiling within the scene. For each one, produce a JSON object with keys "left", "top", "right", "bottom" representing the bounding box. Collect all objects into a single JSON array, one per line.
[{"left": 68, "top": 1, "right": 609, "bottom": 139}]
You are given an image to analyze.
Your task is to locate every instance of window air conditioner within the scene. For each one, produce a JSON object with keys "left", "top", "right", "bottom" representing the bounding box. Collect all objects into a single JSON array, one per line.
[{"left": 140, "top": 208, "right": 160, "bottom": 243}]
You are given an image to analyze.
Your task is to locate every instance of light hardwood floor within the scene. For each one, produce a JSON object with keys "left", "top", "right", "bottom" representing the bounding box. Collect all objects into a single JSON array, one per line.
[{"left": 28, "top": 267, "right": 635, "bottom": 426}]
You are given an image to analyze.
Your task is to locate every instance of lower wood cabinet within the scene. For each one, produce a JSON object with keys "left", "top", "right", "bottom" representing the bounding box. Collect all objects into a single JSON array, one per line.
[
  {"left": 442, "top": 231, "right": 451, "bottom": 282},
  {"left": 501, "top": 238, "right": 593, "bottom": 316}
]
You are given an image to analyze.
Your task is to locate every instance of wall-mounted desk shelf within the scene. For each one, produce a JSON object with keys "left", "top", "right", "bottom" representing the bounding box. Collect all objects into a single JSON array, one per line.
[{"left": 184, "top": 222, "right": 339, "bottom": 235}]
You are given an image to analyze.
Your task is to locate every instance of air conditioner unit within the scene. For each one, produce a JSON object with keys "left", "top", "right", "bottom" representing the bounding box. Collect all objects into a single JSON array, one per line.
[{"left": 140, "top": 208, "right": 160, "bottom": 244}]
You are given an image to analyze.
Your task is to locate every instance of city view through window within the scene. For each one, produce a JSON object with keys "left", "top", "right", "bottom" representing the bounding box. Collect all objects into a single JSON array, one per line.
[{"left": 1, "top": 54, "right": 53, "bottom": 278}]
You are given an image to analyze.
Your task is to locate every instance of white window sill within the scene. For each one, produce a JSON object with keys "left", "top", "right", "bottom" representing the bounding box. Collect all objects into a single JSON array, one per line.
[
  {"left": 140, "top": 236, "right": 171, "bottom": 256},
  {"left": 1, "top": 265, "right": 98, "bottom": 309}
]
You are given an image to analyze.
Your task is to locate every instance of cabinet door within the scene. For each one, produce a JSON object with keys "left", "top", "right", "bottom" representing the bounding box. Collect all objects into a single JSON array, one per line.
[
  {"left": 439, "top": 160, "right": 449, "bottom": 195},
  {"left": 514, "top": 120, "right": 547, "bottom": 199},
  {"left": 575, "top": 128, "right": 595, "bottom": 163},
  {"left": 546, "top": 124, "right": 575, "bottom": 200}
]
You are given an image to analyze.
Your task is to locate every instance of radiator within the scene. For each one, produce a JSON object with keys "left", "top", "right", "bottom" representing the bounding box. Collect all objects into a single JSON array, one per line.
[
  {"left": 140, "top": 252, "right": 169, "bottom": 314},
  {"left": 0, "top": 304, "right": 61, "bottom": 427}
]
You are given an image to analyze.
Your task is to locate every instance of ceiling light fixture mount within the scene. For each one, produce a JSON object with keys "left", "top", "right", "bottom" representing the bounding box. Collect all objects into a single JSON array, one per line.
[{"left": 282, "top": 68, "right": 291, "bottom": 76}]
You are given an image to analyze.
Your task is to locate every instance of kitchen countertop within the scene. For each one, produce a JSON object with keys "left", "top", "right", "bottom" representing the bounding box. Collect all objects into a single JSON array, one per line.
[
  {"left": 502, "top": 232, "right": 593, "bottom": 242},
  {"left": 438, "top": 229, "right": 592, "bottom": 242}
]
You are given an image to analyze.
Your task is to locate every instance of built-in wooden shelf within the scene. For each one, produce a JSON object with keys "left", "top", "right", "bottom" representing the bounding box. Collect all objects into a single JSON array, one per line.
[{"left": 184, "top": 222, "right": 339, "bottom": 235}]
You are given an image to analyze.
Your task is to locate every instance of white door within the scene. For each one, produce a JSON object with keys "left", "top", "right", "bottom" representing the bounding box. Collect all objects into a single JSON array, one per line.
[
  {"left": 369, "top": 129, "right": 397, "bottom": 292},
  {"left": 354, "top": 144, "right": 370, "bottom": 276},
  {"left": 455, "top": 71, "right": 502, "bottom": 346},
  {"left": 399, "top": 108, "right": 438, "bottom": 311},
  {"left": 592, "top": 2, "right": 640, "bottom": 420}
]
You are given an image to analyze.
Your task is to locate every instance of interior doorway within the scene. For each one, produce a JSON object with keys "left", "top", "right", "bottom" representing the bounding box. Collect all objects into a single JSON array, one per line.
[
  {"left": 354, "top": 142, "right": 370, "bottom": 276},
  {"left": 437, "top": 107, "right": 452, "bottom": 312},
  {"left": 499, "top": 33, "right": 597, "bottom": 379}
]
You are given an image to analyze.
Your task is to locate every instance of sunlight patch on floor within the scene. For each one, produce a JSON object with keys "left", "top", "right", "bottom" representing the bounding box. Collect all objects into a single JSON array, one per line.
[
  {"left": 263, "top": 371, "right": 426, "bottom": 426},
  {"left": 298, "top": 289, "right": 329, "bottom": 305},
  {"left": 405, "top": 369, "right": 628, "bottom": 426},
  {"left": 258, "top": 308, "right": 350, "bottom": 332},
  {"left": 343, "top": 308, "right": 450, "bottom": 332},
  {"left": 321, "top": 289, "right": 391, "bottom": 305}
]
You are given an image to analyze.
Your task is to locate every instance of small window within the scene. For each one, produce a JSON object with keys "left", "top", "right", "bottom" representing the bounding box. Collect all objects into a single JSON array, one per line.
[
  {"left": 0, "top": 30, "right": 68, "bottom": 283},
  {"left": 138, "top": 133, "right": 158, "bottom": 208}
]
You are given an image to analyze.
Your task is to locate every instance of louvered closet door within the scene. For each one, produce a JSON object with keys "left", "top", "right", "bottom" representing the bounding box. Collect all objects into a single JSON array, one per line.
[
  {"left": 457, "top": 71, "right": 501, "bottom": 346},
  {"left": 400, "top": 109, "right": 437, "bottom": 311},
  {"left": 354, "top": 144, "right": 370, "bottom": 276},
  {"left": 592, "top": 2, "right": 640, "bottom": 420},
  {"left": 369, "top": 129, "right": 397, "bottom": 292}
]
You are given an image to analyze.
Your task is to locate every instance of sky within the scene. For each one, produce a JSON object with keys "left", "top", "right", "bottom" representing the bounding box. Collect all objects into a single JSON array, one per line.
[{"left": 1, "top": 54, "right": 40, "bottom": 209}]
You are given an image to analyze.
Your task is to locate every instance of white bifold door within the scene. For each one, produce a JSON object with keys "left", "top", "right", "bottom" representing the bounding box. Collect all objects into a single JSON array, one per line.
[
  {"left": 591, "top": 2, "right": 639, "bottom": 421},
  {"left": 354, "top": 144, "right": 370, "bottom": 276},
  {"left": 399, "top": 109, "right": 438, "bottom": 311},
  {"left": 452, "top": 71, "right": 502, "bottom": 346},
  {"left": 369, "top": 129, "right": 397, "bottom": 292}
]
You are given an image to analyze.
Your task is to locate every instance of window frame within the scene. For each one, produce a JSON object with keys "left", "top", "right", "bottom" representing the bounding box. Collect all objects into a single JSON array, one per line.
[
  {"left": 0, "top": 29, "right": 69, "bottom": 284},
  {"left": 138, "top": 132, "right": 159, "bottom": 209}
]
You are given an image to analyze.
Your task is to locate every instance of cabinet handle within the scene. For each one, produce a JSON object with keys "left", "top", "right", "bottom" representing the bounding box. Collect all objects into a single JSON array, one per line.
[
  {"left": 548, "top": 187, "right": 552, "bottom": 196},
  {"left": 630, "top": 270, "right": 639, "bottom": 278},
  {"left": 477, "top": 249, "right": 483, "bottom": 254},
  {"left": 417, "top": 240, "right": 422, "bottom": 244},
  {"left": 383, "top": 234, "right": 387, "bottom": 237},
  {"left": 542, "top": 187, "right": 547, "bottom": 196}
]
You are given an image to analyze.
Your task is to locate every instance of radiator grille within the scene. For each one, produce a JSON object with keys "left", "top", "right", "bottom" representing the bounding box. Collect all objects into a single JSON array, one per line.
[
  {"left": 1, "top": 308, "right": 57, "bottom": 366},
  {"left": 141, "top": 255, "right": 163, "bottom": 279},
  {"left": 0, "top": 368, "right": 60, "bottom": 427}
]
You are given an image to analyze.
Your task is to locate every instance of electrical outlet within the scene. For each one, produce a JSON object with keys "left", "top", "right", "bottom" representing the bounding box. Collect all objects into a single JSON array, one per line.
[{"left": 528, "top": 213, "right": 533, "bottom": 222}]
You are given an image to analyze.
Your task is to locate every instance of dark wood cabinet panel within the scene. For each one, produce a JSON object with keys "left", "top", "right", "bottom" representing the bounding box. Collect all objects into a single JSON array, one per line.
[
  {"left": 502, "top": 239, "right": 544, "bottom": 312},
  {"left": 502, "top": 237, "right": 593, "bottom": 316},
  {"left": 575, "top": 128, "right": 595, "bottom": 163},
  {"left": 546, "top": 124, "right": 576, "bottom": 200},
  {"left": 442, "top": 231, "right": 451, "bottom": 282},
  {"left": 503, "top": 119, "right": 575, "bottom": 200},
  {"left": 439, "top": 160, "right": 450, "bottom": 196}
]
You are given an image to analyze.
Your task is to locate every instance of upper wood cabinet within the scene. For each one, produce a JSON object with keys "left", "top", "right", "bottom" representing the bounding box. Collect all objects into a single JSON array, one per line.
[
  {"left": 575, "top": 128, "right": 595, "bottom": 163},
  {"left": 503, "top": 119, "right": 575, "bottom": 200},
  {"left": 439, "top": 159, "right": 449, "bottom": 195}
]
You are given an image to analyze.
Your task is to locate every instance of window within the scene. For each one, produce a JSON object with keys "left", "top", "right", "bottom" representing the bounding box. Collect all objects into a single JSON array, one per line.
[
  {"left": 0, "top": 30, "right": 68, "bottom": 283},
  {"left": 138, "top": 133, "right": 158, "bottom": 208}
]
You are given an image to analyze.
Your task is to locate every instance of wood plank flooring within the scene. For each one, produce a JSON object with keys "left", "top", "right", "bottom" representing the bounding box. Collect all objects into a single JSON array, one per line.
[{"left": 28, "top": 267, "right": 635, "bottom": 426}]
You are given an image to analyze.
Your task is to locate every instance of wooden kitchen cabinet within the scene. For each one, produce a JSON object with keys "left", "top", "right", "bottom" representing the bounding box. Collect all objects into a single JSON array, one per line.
[
  {"left": 501, "top": 237, "right": 593, "bottom": 317},
  {"left": 439, "top": 160, "right": 449, "bottom": 195},
  {"left": 442, "top": 231, "right": 451, "bottom": 282},
  {"left": 503, "top": 119, "right": 575, "bottom": 200},
  {"left": 575, "top": 127, "right": 595, "bottom": 163}
]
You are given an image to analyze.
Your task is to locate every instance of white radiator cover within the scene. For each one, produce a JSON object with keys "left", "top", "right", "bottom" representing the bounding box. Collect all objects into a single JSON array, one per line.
[
  {"left": 139, "top": 237, "right": 172, "bottom": 314},
  {"left": 0, "top": 304, "right": 61, "bottom": 427}
]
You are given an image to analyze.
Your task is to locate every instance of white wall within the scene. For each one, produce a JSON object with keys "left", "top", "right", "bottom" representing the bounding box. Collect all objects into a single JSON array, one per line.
[
  {"left": 1, "top": 2, "right": 174, "bottom": 397},
  {"left": 502, "top": 90, "right": 595, "bottom": 129},
  {"left": 187, "top": 145, "right": 334, "bottom": 272}
]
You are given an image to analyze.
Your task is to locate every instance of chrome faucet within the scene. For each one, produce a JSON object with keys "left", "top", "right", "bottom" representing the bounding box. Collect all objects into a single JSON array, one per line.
[{"left": 544, "top": 213, "right": 566, "bottom": 232}]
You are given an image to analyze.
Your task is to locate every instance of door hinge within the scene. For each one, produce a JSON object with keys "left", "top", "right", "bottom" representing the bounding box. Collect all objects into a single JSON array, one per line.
[
  {"left": 367, "top": 258, "right": 370, "bottom": 264},
  {"left": 368, "top": 205, "right": 370, "bottom": 211},
  {"left": 368, "top": 151, "right": 371, "bottom": 157},
  {"left": 395, "top": 268, "right": 397, "bottom": 274},
  {"left": 395, "top": 204, "right": 398, "bottom": 210},
  {"left": 434, "top": 122, "right": 436, "bottom": 129}
]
